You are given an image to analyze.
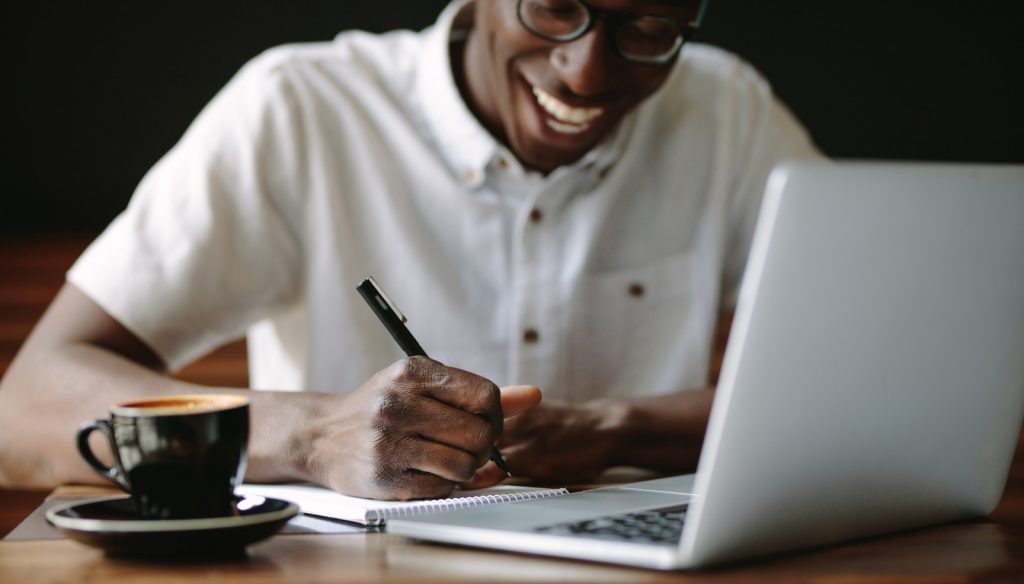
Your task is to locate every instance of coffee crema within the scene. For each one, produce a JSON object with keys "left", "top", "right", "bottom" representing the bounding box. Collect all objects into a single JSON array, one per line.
[{"left": 112, "top": 394, "right": 248, "bottom": 417}]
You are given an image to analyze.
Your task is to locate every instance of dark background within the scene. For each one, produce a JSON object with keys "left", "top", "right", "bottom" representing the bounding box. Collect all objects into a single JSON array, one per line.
[{"left": 5, "top": 0, "right": 1022, "bottom": 234}]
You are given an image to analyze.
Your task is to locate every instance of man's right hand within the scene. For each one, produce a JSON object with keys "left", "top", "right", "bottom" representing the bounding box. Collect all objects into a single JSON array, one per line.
[
  {"left": 301, "top": 356, "right": 539, "bottom": 500},
  {"left": 0, "top": 283, "right": 542, "bottom": 496}
]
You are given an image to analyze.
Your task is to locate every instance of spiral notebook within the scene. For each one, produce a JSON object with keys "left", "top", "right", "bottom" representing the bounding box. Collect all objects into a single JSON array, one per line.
[{"left": 236, "top": 483, "right": 569, "bottom": 526}]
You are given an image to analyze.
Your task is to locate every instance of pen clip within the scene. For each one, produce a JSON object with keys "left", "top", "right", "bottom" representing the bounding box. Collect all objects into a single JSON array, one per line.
[{"left": 364, "top": 276, "right": 407, "bottom": 323}]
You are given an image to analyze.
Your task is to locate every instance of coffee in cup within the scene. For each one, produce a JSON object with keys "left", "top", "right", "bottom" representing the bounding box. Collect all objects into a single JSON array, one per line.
[{"left": 77, "top": 394, "right": 249, "bottom": 519}]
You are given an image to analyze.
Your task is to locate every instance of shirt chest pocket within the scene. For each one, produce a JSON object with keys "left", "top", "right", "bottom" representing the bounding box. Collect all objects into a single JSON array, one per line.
[{"left": 567, "top": 250, "right": 712, "bottom": 399}]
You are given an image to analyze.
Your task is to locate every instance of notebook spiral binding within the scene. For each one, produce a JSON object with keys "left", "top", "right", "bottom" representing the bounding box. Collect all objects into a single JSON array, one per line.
[{"left": 369, "top": 488, "right": 571, "bottom": 522}]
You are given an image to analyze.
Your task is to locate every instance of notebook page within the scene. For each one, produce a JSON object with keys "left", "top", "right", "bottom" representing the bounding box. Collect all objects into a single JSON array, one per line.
[{"left": 237, "top": 483, "right": 569, "bottom": 526}]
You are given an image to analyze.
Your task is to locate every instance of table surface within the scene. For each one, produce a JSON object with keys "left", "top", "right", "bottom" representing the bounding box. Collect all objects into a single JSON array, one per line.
[
  {"left": 2, "top": 239, "right": 1023, "bottom": 583},
  {"left": 2, "top": 458, "right": 1022, "bottom": 584}
]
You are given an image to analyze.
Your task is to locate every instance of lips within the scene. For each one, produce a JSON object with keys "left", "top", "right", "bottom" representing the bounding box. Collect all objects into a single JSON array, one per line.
[{"left": 531, "top": 86, "right": 605, "bottom": 135}]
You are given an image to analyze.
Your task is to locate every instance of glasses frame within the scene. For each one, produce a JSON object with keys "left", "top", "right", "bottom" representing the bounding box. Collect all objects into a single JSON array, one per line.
[{"left": 516, "top": 0, "right": 702, "bottom": 65}]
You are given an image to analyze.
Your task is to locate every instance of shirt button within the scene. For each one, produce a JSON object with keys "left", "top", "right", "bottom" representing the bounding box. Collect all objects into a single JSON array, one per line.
[
  {"left": 464, "top": 169, "right": 479, "bottom": 183},
  {"left": 628, "top": 282, "right": 645, "bottom": 298},
  {"left": 523, "top": 328, "right": 540, "bottom": 343},
  {"left": 496, "top": 157, "right": 510, "bottom": 170},
  {"left": 529, "top": 208, "right": 543, "bottom": 223}
]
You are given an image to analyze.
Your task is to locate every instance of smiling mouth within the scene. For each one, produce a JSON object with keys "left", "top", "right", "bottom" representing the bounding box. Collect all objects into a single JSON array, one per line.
[{"left": 531, "top": 86, "right": 604, "bottom": 135}]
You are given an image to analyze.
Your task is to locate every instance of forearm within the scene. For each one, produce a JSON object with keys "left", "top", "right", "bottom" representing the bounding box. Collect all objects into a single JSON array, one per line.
[
  {"left": 0, "top": 284, "right": 527, "bottom": 499},
  {"left": 0, "top": 340, "right": 194, "bottom": 488},
  {"left": 597, "top": 388, "right": 716, "bottom": 473},
  {"left": 0, "top": 340, "right": 317, "bottom": 489}
]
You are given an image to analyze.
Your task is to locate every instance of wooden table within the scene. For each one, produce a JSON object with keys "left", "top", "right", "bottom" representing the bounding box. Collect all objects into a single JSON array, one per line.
[
  {"left": 2, "top": 454, "right": 1022, "bottom": 584},
  {"left": 2, "top": 240, "right": 1023, "bottom": 582}
]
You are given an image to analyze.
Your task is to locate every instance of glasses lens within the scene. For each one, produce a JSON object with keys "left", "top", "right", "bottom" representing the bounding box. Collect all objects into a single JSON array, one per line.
[
  {"left": 519, "top": 0, "right": 589, "bottom": 41},
  {"left": 615, "top": 17, "right": 684, "bottom": 63}
]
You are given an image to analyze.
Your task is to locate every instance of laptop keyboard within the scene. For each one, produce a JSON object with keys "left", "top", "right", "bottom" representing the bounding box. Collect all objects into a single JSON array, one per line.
[{"left": 533, "top": 504, "right": 687, "bottom": 544}]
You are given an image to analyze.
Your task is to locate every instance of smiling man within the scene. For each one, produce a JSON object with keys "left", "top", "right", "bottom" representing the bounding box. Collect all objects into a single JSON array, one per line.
[
  {"left": 461, "top": 0, "right": 703, "bottom": 172},
  {"left": 0, "top": 0, "right": 820, "bottom": 499}
]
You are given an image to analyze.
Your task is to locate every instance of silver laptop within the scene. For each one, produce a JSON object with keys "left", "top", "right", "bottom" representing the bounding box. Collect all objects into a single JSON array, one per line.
[{"left": 388, "top": 161, "right": 1024, "bottom": 570}]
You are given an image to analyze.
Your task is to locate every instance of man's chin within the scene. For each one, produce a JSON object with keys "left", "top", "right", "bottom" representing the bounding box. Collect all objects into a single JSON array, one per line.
[{"left": 514, "top": 135, "right": 604, "bottom": 173}]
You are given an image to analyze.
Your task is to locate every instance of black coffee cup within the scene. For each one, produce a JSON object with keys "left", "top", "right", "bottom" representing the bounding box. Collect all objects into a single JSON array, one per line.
[{"left": 77, "top": 394, "right": 249, "bottom": 519}]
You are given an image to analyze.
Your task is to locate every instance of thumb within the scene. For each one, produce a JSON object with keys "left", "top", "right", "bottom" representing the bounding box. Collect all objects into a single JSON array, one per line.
[{"left": 499, "top": 384, "right": 542, "bottom": 418}]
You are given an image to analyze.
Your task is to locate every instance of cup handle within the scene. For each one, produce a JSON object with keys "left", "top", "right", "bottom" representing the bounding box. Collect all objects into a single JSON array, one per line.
[{"left": 76, "top": 419, "right": 130, "bottom": 491}]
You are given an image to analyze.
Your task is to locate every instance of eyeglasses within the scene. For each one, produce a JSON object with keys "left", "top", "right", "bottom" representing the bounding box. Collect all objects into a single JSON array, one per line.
[{"left": 516, "top": 0, "right": 702, "bottom": 65}]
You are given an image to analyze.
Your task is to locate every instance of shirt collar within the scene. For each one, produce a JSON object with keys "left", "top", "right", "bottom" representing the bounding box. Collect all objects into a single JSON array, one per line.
[
  {"left": 416, "top": 0, "right": 495, "bottom": 189},
  {"left": 416, "top": 0, "right": 636, "bottom": 190}
]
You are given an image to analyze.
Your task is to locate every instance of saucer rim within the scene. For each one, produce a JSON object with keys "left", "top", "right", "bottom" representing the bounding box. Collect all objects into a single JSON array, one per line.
[{"left": 45, "top": 494, "right": 299, "bottom": 533}]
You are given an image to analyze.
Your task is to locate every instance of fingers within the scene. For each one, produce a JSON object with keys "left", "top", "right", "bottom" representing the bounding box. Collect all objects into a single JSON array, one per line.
[
  {"left": 366, "top": 430, "right": 481, "bottom": 497},
  {"left": 460, "top": 461, "right": 508, "bottom": 490},
  {"left": 358, "top": 358, "right": 542, "bottom": 499},
  {"left": 372, "top": 432, "right": 497, "bottom": 498},
  {"left": 499, "top": 385, "right": 542, "bottom": 418},
  {"left": 405, "top": 438, "right": 480, "bottom": 484},
  {"left": 378, "top": 469, "right": 457, "bottom": 501},
  {"left": 379, "top": 397, "right": 495, "bottom": 464},
  {"left": 387, "top": 357, "right": 503, "bottom": 423},
  {"left": 367, "top": 433, "right": 488, "bottom": 499}
]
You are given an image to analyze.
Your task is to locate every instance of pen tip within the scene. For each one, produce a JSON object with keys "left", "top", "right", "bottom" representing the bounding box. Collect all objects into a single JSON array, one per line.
[{"left": 491, "top": 449, "right": 513, "bottom": 477}]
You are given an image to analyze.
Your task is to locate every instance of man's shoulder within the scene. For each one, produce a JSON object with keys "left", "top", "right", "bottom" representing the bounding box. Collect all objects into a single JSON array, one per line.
[
  {"left": 670, "top": 43, "right": 772, "bottom": 98},
  {"left": 236, "top": 28, "right": 426, "bottom": 100},
  {"left": 628, "top": 42, "right": 815, "bottom": 165},
  {"left": 642, "top": 43, "right": 777, "bottom": 127}
]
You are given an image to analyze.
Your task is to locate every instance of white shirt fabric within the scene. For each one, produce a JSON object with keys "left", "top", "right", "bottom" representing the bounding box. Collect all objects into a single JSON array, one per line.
[{"left": 68, "top": 0, "right": 820, "bottom": 401}]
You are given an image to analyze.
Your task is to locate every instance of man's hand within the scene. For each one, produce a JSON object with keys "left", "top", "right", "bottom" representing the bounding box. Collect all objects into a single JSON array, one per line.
[
  {"left": 304, "top": 356, "right": 540, "bottom": 500},
  {"left": 462, "top": 389, "right": 715, "bottom": 489},
  {"left": 463, "top": 398, "right": 622, "bottom": 488}
]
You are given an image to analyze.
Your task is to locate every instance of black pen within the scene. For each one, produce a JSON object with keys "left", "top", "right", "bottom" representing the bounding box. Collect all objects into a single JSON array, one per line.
[{"left": 356, "top": 276, "right": 513, "bottom": 478}]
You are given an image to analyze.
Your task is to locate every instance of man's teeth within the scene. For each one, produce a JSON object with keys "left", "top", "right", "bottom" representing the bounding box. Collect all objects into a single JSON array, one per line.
[
  {"left": 532, "top": 87, "right": 603, "bottom": 127},
  {"left": 546, "top": 119, "right": 586, "bottom": 134}
]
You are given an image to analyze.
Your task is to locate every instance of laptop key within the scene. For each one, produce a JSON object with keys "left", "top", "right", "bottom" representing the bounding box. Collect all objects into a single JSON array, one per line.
[{"left": 533, "top": 505, "right": 687, "bottom": 544}]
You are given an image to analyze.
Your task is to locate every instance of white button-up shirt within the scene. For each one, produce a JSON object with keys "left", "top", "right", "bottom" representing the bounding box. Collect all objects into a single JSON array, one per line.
[{"left": 68, "top": 0, "right": 820, "bottom": 402}]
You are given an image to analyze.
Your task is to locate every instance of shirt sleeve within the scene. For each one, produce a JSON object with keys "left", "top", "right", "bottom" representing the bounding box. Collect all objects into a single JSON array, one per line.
[
  {"left": 719, "top": 77, "right": 823, "bottom": 311},
  {"left": 67, "top": 52, "right": 305, "bottom": 371}
]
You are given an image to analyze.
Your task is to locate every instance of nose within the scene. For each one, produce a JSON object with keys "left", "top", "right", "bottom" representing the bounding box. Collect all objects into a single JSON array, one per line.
[{"left": 549, "top": 25, "right": 618, "bottom": 97}]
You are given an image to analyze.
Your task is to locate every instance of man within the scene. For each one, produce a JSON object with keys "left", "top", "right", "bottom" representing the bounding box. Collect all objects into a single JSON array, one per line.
[{"left": 0, "top": 0, "right": 819, "bottom": 499}]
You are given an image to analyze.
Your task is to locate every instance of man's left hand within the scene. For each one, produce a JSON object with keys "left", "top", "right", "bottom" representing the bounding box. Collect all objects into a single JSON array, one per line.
[{"left": 463, "top": 399, "right": 623, "bottom": 488}]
